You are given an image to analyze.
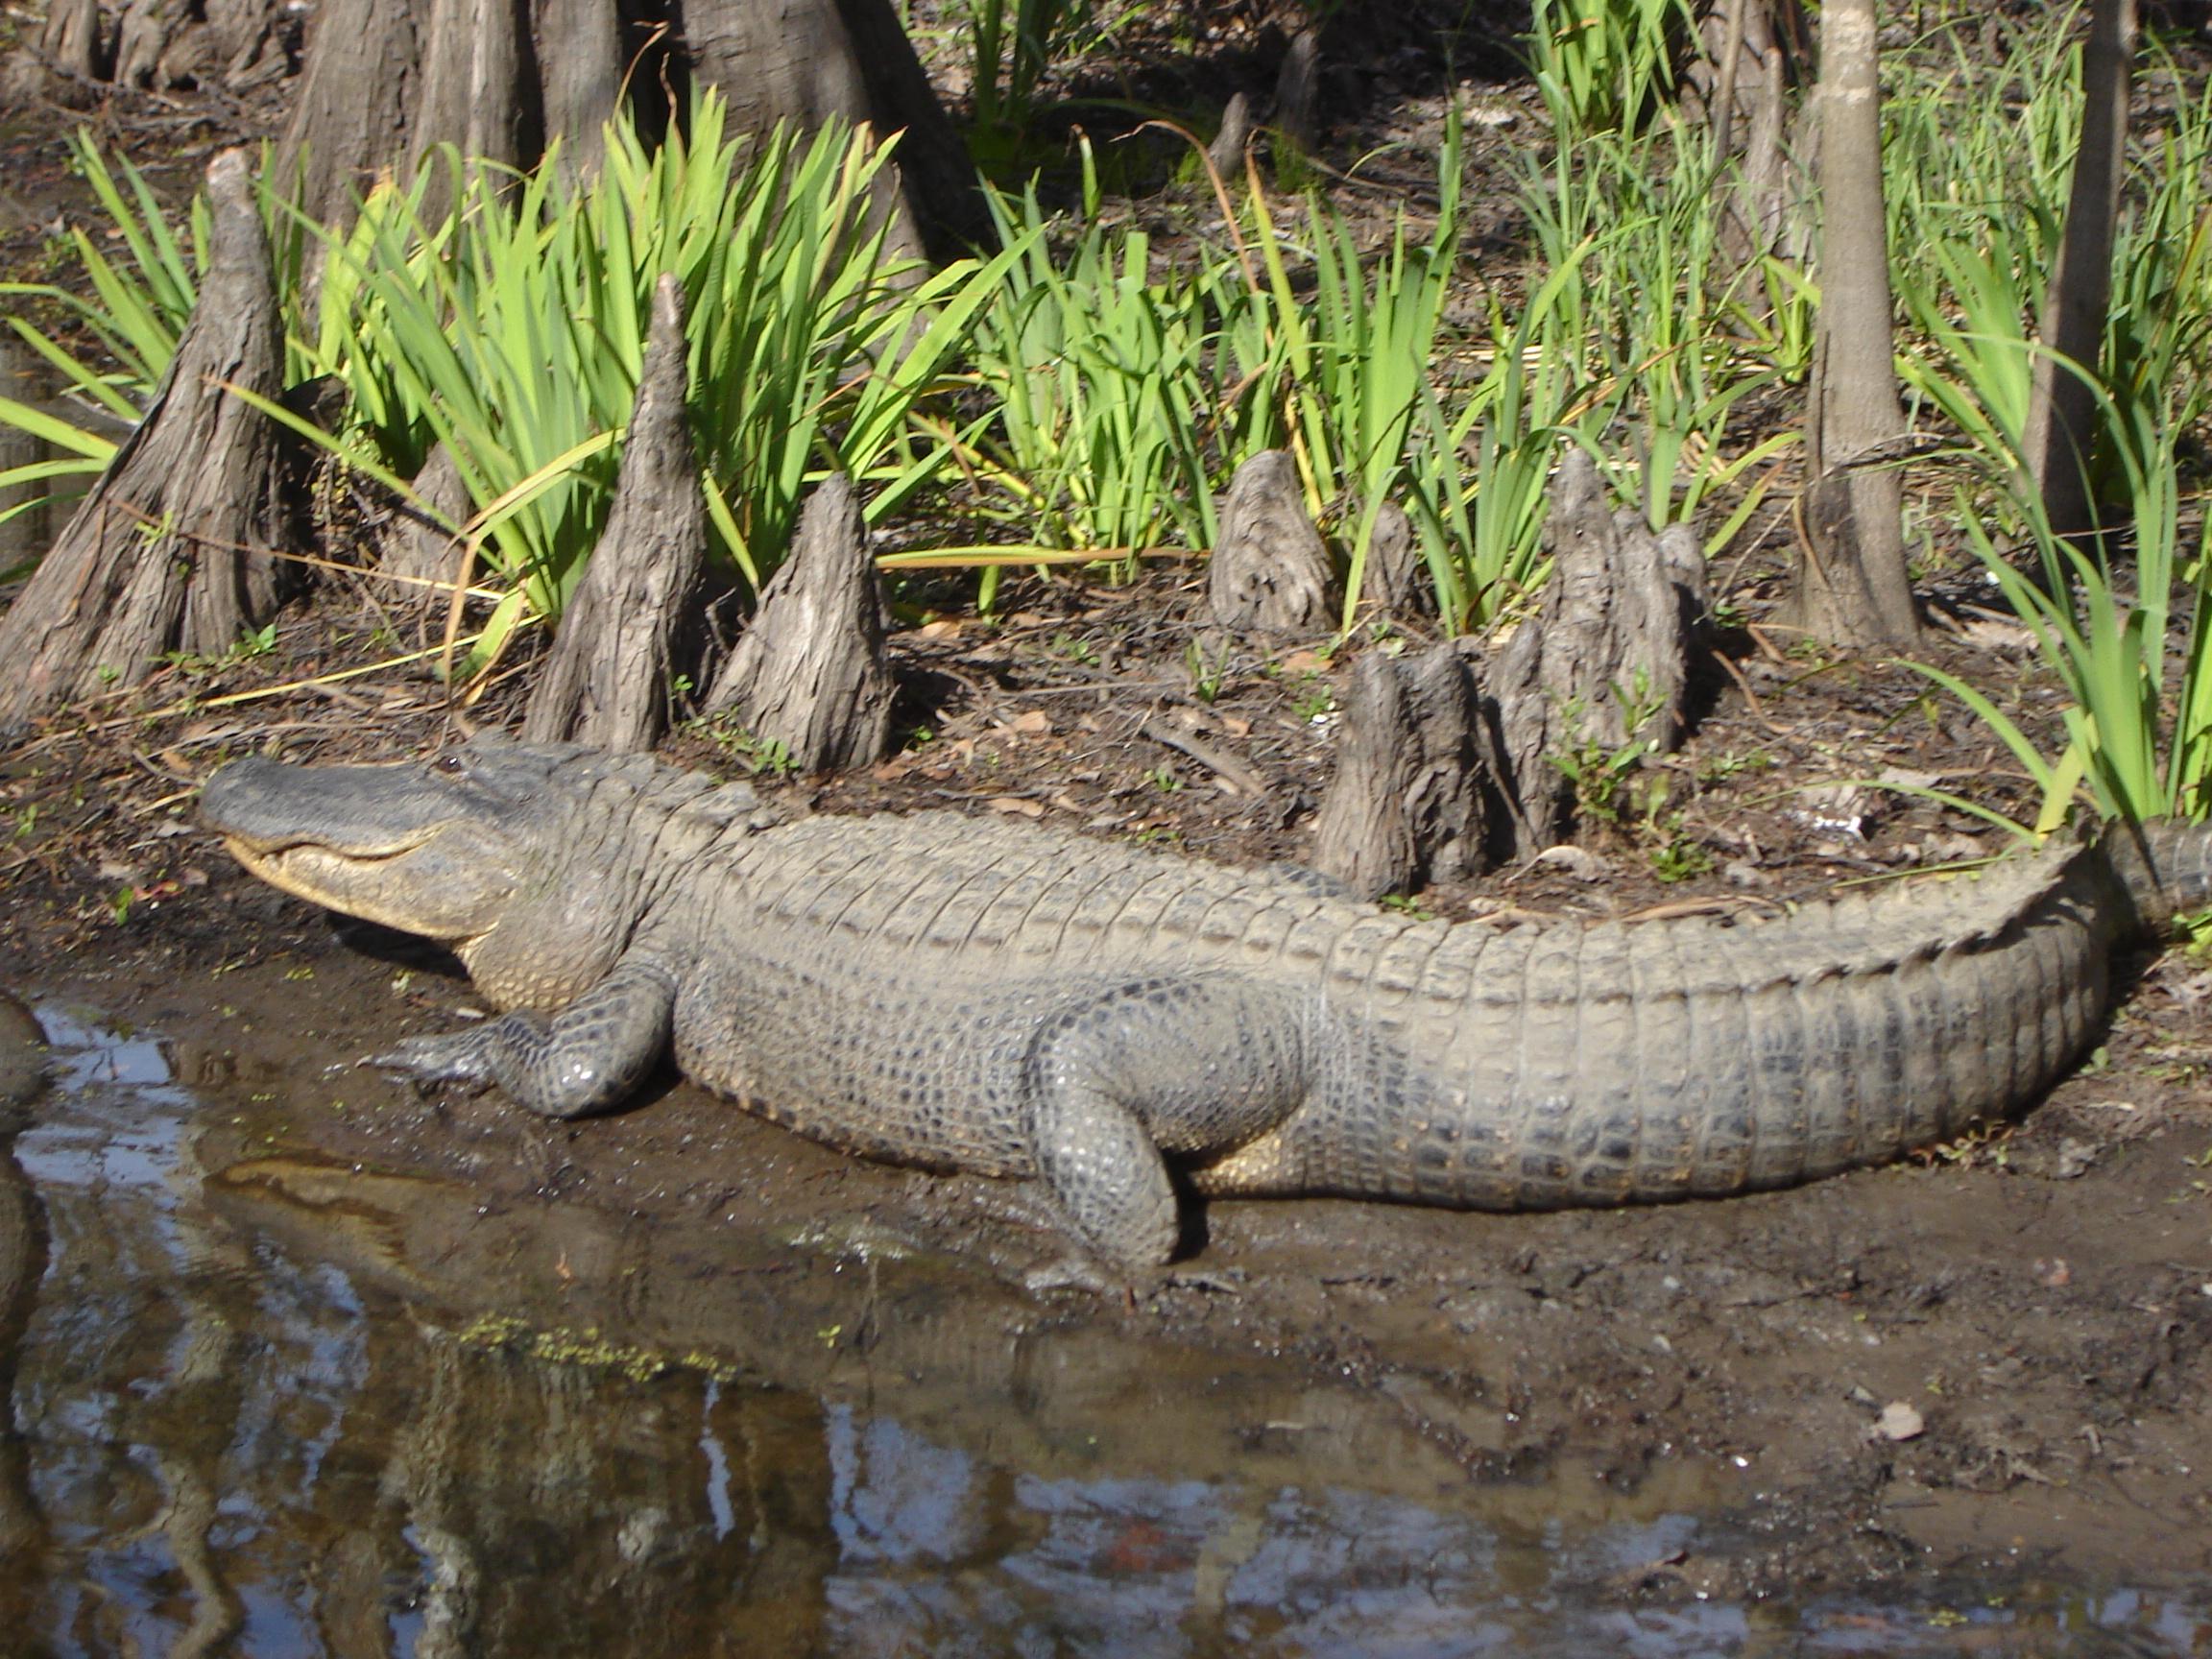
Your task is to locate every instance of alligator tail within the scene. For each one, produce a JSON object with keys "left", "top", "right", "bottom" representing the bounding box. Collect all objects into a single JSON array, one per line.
[{"left": 2103, "top": 819, "right": 2212, "bottom": 930}]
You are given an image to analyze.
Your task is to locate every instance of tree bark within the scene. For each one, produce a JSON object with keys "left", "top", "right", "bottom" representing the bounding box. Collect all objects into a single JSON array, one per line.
[
  {"left": 1359, "top": 498, "right": 1430, "bottom": 621},
  {"left": 105, "top": 0, "right": 288, "bottom": 89},
  {"left": 376, "top": 443, "right": 471, "bottom": 592},
  {"left": 0, "top": 339, "right": 51, "bottom": 583},
  {"left": 687, "top": 0, "right": 984, "bottom": 256},
  {"left": 1311, "top": 640, "right": 1495, "bottom": 899},
  {"left": 277, "top": 0, "right": 981, "bottom": 253},
  {"left": 2024, "top": 0, "right": 2136, "bottom": 545},
  {"left": 522, "top": 276, "right": 707, "bottom": 752},
  {"left": 37, "top": 0, "right": 107, "bottom": 80},
  {"left": 279, "top": 0, "right": 426, "bottom": 227},
  {"left": 1271, "top": 29, "right": 1321, "bottom": 156},
  {"left": 1782, "top": 0, "right": 1920, "bottom": 647},
  {"left": 1206, "top": 449, "right": 1336, "bottom": 635},
  {"left": 702, "top": 473, "right": 894, "bottom": 773},
  {"left": 1492, "top": 450, "right": 1707, "bottom": 853},
  {"left": 0, "top": 149, "right": 296, "bottom": 734}
]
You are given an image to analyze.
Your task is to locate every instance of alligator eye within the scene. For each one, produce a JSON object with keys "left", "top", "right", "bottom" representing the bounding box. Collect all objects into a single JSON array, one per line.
[{"left": 432, "top": 753, "right": 467, "bottom": 777}]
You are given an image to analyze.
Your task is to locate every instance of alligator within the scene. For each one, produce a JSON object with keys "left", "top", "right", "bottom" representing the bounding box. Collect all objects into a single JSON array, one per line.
[{"left": 200, "top": 736, "right": 2212, "bottom": 1271}]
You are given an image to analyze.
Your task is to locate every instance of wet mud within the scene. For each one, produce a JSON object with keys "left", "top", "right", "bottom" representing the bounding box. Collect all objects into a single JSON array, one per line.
[{"left": 1, "top": 865, "right": 2208, "bottom": 1653}]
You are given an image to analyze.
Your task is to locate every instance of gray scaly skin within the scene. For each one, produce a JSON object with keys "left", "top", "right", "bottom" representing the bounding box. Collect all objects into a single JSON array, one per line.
[{"left": 201, "top": 736, "right": 2212, "bottom": 1271}]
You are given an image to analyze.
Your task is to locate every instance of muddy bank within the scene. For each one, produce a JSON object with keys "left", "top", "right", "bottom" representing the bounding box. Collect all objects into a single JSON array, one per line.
[{"left": 6, "top": 833, "right": 2211, "bottom": 1641}]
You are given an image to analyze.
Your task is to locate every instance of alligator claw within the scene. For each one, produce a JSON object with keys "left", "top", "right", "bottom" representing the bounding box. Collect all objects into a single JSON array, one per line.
[
  {"left": 1021, "top": 1255, "right": 1125, "bottom": 1296},
  {"left": 1162, "top": 1268, "right": 1244, "bottom": 1296},
  {"left": 367, "top": 1031, "right": 496, "bottom": 1094}
]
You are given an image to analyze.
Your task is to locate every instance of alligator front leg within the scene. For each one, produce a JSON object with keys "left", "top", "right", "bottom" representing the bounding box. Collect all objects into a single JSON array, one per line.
[
  {"left": 373, "top": 956, "right": 678, "bottom": 1118},
  {"left": 1024, "top": 975, "right": 1312, "bottom": 1271}
]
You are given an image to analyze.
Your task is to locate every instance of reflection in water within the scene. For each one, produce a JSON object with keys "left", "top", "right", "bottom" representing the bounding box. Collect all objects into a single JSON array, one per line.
[
  {"left": 0, "top": 1000, "right": 2200, "bottom": 1657},
  {"left": 0, "top": 990, "right": 52, "bottom": 1638}
]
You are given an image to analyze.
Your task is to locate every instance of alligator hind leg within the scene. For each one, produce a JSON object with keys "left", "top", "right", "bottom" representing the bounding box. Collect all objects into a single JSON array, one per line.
[{"left": 1023, "top": 974, "right": 1311, "bottom": 1271}]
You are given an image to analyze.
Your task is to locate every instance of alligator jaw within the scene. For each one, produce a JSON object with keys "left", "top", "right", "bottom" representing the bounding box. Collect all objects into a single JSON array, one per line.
[
  {"left": 222, "top": 832, "right": 431, "bottom": 909},
  {"left": 202, "top": 755, "right": 523, "bottom": 944},
  {"left": 218, "top": 832, "right": 510, "bottom": 945}
]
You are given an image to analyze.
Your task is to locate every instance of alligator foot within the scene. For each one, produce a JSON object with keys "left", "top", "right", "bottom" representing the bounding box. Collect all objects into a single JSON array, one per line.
[
  {"left": 1020, "top": 1254, "right": 1125, "bottom": 1296},
  {"left": 368, "top": 1029, "right": 500, "bottom": 1095},
  {"left": 1162, "top": 1268, "right": 1245, "bottom": 1295}
]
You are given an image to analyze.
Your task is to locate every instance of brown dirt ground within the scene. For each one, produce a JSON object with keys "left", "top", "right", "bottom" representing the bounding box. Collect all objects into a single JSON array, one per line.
[{"left": 6, "top": 566, "right": 2212, "bottom": 1610}]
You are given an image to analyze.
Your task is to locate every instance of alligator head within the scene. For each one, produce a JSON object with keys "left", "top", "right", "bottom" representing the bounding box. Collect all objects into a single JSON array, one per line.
[{"left": 202, "top": 737, "right": 765, "bottom": 1009}]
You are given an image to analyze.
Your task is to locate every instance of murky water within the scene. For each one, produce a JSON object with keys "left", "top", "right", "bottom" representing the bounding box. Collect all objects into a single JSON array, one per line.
[{"left": 0, "top": 998, "right": 2204, "bottom": 1657}]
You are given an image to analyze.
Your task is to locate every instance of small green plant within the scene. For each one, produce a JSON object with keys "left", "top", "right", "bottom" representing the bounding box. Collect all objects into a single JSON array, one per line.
[
  {"left": 738, "top": 735, "right": 797, "bottom": 778},
  {"left": 1145, "top": 764, "right": 1184, "bottom": 794},
  {"left": 1696, "top": 748, "right": 1774, "bottom": 785},
  {"left": 1637, "top": 786, "right": 1711, "bottom": 883},
  {"left": 1292, "top": 680, "right": 1337, "bottom": 724},
  {"left": 1550, "top": 680, "right": 1666, "bottom": 828},
  {"left": 1047, "top": 633, "right": 1101, "bottom": 668},
  {"left": 161, "top": 619, "right": 282, "bottom": 676},
  {"left": 683, "top": 710, "right": 797, "bottom": 777},
  {"left": 1379, "top": 893, "right": 1434, "bottom": 921},
  {"left": 1552, "top": 672, "right": 1671, "bottom": 828},
  {"left": 1185, "top": 637, "right": 1229, "bottom": 704},
  {"left": 1647, "top": 830, "right": 1712, "bottom": 884},
  {"left": 1552, "top": 734, "right": 1647, "bottom": 826}
]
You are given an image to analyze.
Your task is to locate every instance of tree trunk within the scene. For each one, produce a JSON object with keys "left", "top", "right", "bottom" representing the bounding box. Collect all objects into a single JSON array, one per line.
[
  {"left": 1311, "top": 640, "right": 1494, "bottom": 899},
  {"left": 1206, "top": 449, "right": 1336, "bottom": 635},
  {"left": 2024, "top": 0, "right": 2136, "bottom": 545},
  {"left": 278, "top": 0, "right": 982, "bottom": 254},
  {"left": 522, "top": 276, "right": 707, "bottom": 752},
  {"left": 1492, "top": 450, "right": 1707, "bottom": 854},
  {"left": 375, "top": 443, "right": 470, "bottom": 593},
  {"left": 702, "top": 473, "right": 895, "bottom": 774},
  {"left": 1781, "top": 0, "right": 1920, "bottom": 647},
  {"left": 279, "top": 0, "right": 426, "bottom": 227},
  {"left": 1686, "top": 0, "right": 1808, "bottom": 154},
  {"left": 37, "top": 0, "right": 107, "bottom": 80},
  {"left": 1360, "top": 498, "right": 1430, "bottom": 621},
  {"left": 106, "top": 0, "right": 288, "bottom": 89},
  {"left": 0, "top": 150, "right": 296, "bottom": 734},
  {"left": 0, "top": 339, "right": 51, "bottom": 584},
  {"left": 1692, "top": 0, "right": 1803, "bottom": 265}
]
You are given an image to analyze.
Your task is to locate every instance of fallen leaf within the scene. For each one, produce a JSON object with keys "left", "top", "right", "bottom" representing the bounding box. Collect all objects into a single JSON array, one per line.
[
  {"left": 1876, "top": 766, "right": 1944, "bottom": 792},
  {"left": 1956, "top": 614, "right": 2036, "bottom": 652},
  {"left": 987, "top": 796, "right": 1045, "bottom": 818},
  {"left": 1007, "top": 709, "right": 1053, "bottom": 735}
]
